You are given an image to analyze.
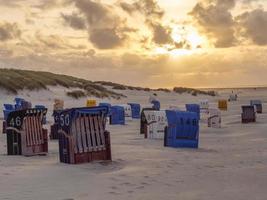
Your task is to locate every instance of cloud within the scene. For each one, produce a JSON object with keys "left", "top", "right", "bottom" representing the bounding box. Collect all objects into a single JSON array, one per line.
[
  {"left": 68, "top": 0, "right": 135, "bottom": 49},
  {"left": 236, "top": 8, "right": 267, "bottom": 45},
  {"left": 0, "top": 22, "right": 21, "bottom": 41},
  {"left": 34, "top": 0, "right": 70, "bottom": 10},
  {"left": 189, "top": 0, "right": 237, "bottom": 47},
  {"left": 61, "top": 12, "right": 87, "bottom": 30},
  {"left": 120, "top": 0, "right": 164, "bottom": 19},
  {"left": 148, "top": 22, "right": 173, "bottom": 45}
]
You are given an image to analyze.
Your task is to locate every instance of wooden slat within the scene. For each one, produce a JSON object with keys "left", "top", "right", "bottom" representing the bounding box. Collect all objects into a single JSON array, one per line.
[
  {"left": 27, "top": 117, "right": 33, "bottom": 147},
  {"left": 85, "top": 116, "right": 93, "bottom": 152},
  {"left": 31, "top": 116, "right": 37, "bottom": 146},
  {"left": 32, "top": 116, "right": 39, "bottom": 145},
  {"left": 93, "top": 116, "right": 102, "bottom": 150},
  {"left": 37, "top": 114, "right": 43, "bottom": 144},
  {"left": 97, "top": 115, "right": 106, "bottom": 149},
  {"left": 89, "top": 116, "right": 97, "bottom": 151},
  {"left": 71, "top": 120, "right": 78, "bottom": 154},
  {"left": 75, "top": 117, "right": 83, "bottom": 153},
  {"left": 23, "top": 118, "right": 29, "bottom": 146},
  {"left": 80, "top": 116, "right": 88, "bottom": 152}
]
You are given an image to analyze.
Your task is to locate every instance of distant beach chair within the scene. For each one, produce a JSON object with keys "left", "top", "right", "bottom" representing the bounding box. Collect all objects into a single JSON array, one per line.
[
  {"left": 200, "top": 100, "right": 209, "bottom": 113},
  {"left": 86, "top": 99, "right": 97, "bottom": 107},
  {"left": 110, "top": 106, "right": 125, "bottom": 125},
  {"left": 128, "top": 103, "right": 141, "bottom": 119},
  {"left": 14, "top": 98, "right": 32, "bottom": 110},
  {"left": 35, "top": 105, "right": 47, "bottom": 124},
  {"left": 186, "top": 104, "right": 200, "bottom": 120},
  {"left": 118, "top": 104, "right": 132, "bottom": 118},
  {"left": 58, "top": 106, "right": 111, "bottom": 164},
  {"left": 6, "top": 108, "right": 48, "bottom": 156},
  {"left": 228, "top": 94, "right": 237, "bottom": 101},
  {"left": 218, "top": 100, "right": 228, "bottom": 111},
  {"left": 53, "top": 99, "right": 64, "bottom": 111},
  {"left": 241, "top": 105, "right": 256, "bottom": 123},
  {"left": 140, "top": 108, "right": 156, "bottom": 134},
  {"left": 50, "top": 110, "right": 61, "bottom": 140},
  {"left": 164, "top": 110, "right": 199, "bottom": 148},
  {"left": 151, "top": 100, "right": 160, "bottom": 110},
  {"left": 143, "top": 110, "right": 167, "bottom": 139},
  {"left": 208, "top": 108, "right": 221, "bottom": 128},
  {"left": 250, "top": 100, "right": 262, "bottom": 114}
]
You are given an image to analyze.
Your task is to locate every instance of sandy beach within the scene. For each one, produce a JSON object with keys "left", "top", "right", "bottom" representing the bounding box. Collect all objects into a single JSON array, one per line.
[{"left": 0, "top": 87, "right": 266, "bottom": 200}]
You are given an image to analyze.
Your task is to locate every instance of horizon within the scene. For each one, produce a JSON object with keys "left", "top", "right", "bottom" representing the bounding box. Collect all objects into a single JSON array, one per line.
[{"left": 0, "top": 0, "right": 267, "bottom": 88}]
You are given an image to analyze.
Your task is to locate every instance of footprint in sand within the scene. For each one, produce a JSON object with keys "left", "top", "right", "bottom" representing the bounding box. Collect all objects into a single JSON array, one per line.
[
  {"left": 108, "top": 191, "right": 121, "bottom": 195},
  {"left": 135, "top": 186, "right": 145, "bottom": 190}
]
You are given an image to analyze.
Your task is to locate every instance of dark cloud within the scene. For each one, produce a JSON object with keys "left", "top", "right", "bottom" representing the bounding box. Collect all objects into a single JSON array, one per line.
[
  {"left": 120, "top": 0, "right": 164, "bottom": 19},
  {"left": 148, "top": 22, "right": 172, "bottom": 45},
  {"left": 61, "top": 13, "right": 87, "bottom": 30},
  {"left": 236, "top": 9, "right": 267, "bottom": 45},
  {"left": 0, "top": 22, "right": 21, "bottom": 41},
  {"left": 68, "top": 0, "right": 134, "bottom": 49},
  {"left": 189, "top": 0, "right": 237, "bottom": 47},
  {"left": 89, "top": 28, "right": 126, "bottom": 49},
  {"left": 120, "top": 0, "right": 172, "bottom": 46}
]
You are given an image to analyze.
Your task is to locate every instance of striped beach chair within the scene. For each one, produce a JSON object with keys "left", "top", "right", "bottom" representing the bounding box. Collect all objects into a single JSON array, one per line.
[
  {"left": 58, "top": 106, "right": 111, "bottom": 164},
  {"left": 6, "top": 108, "right": 48, "bottom": 156}
]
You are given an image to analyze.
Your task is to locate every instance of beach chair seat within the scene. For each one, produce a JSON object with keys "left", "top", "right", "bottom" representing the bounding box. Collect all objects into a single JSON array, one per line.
[
  {"left": 6, "top": 108, "right": 48, "bottom": 156},
  {"left": 164, "top": 110, "right": 199, "bottom": 148},
  {"left": 58, "top": 106, "right": 111, "bottom": 164},
  {"left": 242, "top": 106, "right": 256, "bottom": 123},
  {"left": 143, "top": 110, "right": 167, "bottom": 139},
  {"left": 208, "top": 108, "right": 221, "bottom": 128}
]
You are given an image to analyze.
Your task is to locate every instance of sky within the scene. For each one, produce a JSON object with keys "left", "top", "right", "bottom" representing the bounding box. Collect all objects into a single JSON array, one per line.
[{"left": 0, "top": 0, "right": 267, "bottom": 88}]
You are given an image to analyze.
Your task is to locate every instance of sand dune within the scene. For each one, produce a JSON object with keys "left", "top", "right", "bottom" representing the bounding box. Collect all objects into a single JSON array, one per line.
[{"left": 0, "top": 87, "right": 266, "bottom": 200}]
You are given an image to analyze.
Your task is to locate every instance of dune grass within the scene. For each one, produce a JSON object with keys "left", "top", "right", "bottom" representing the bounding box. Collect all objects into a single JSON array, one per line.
[
  {"left": 0, "top": 68, "right": 125, "bottom": 99},
  {"left": 173, "top": 87, "right": 216, "bottom": 96}
]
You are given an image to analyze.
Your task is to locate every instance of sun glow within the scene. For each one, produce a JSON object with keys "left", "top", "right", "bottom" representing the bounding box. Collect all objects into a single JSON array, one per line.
[{"left": 154, "top": 26, "right": 207, "bottom": 57}]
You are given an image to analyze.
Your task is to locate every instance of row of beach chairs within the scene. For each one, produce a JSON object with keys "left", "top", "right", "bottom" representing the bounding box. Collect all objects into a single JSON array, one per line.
[{"left": 2, "top": 97, "right": 264, "bottom": 164}]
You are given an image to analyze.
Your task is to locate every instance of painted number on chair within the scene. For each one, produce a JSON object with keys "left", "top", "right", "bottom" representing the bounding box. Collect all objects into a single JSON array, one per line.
[
  {"left": 60, "top": 114, "right": 70, "bottom": 127},
  {"left": 10, "top": 117, "right": 22, "bottom": 127}
]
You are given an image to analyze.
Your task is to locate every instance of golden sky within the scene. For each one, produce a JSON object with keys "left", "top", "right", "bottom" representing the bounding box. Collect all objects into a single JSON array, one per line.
[{"left": 0, "top": 0, "right": 267, "bottom": 88}]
